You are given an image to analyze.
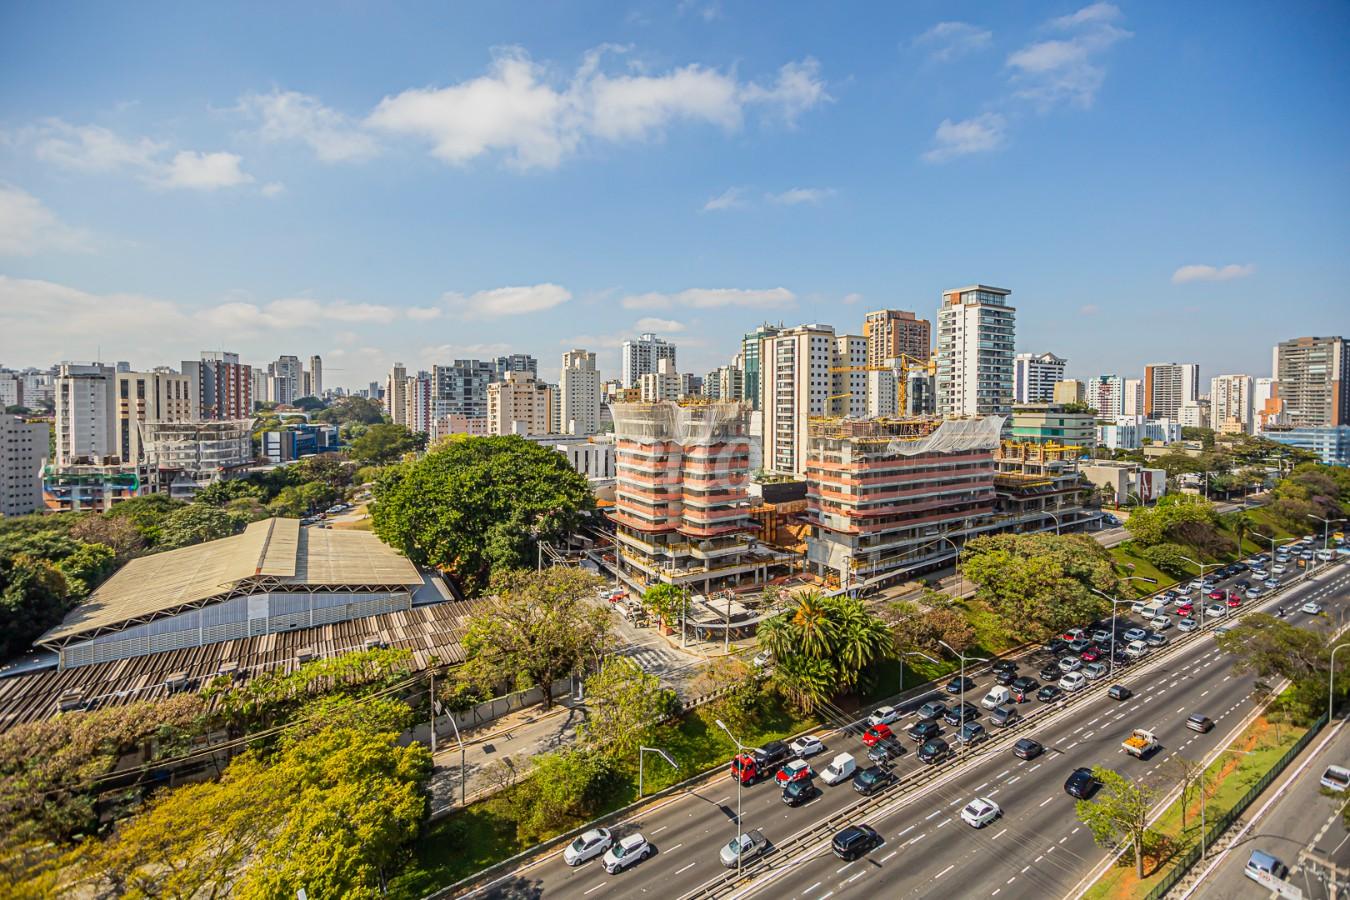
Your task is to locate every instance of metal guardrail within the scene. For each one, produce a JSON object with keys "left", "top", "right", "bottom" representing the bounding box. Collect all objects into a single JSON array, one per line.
[
  {"left": 677, "top": 561, "right": 1342, "bottom": 900},
  {"left": 1143, "top": 713, "right": 1329, "bottom": 900}
]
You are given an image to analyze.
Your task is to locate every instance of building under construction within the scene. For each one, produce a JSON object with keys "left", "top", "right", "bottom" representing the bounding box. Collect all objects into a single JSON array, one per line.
[
  {"left": 609, "top": 399, "right": 791, "bottom": 595},
  {"left": 993, "top": 439, "right": 1094, "bottom": 534},
  {"left": 805, "top": 416, "right": 1002, "bottom": 588}
]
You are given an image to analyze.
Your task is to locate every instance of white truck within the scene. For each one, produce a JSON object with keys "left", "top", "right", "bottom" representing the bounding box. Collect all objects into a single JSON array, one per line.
[{"left": 1122, "top": 728, "right": 1160, "bottom": 758}]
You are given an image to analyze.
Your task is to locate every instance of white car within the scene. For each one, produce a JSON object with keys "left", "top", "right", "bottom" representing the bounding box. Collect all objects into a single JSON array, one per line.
[
  {"left": 1059, "top": 671, "right": 1087, "bottom": 692},
  {"left": 1176, "top": 584, "right": 1194, "bottom": 596},
  {"left": 1058, "top": 656, "right": 1083, "bottom": 674},
  {"left": 1177, "top": 618, "right": 1199, "bottom": 633},
  {"left": 790, "top": 735, "right": 825, "bottom": 758},
  {"left": 1272, "top": 564, "right": 1288, "bottom": 575},
  {"left": 961, "top": 797, "right": 1002, "bottom": 828},
  {"left": 752, "top": 651, "right": 772, "bottom": 668},
  {"left": 1205, "top": 603, "right": 1227, "bottom": 619},
  {"left": 602, "top": 833, "right": 654, "bottom": 874},
  {"left": 1303, "top": 601, "right": 1324, "bottom": 615},
  {"left": 1124, "top": 640, "right": 1150, "bottom": 659},
  {"left": 867, "top": 705, "right": 900, "bottom": 727},
  {"left": 1148, "top": 615, "right": 1172, "bottom": 631},
  {"left": 564, "top": 828, "right": 614, "bottom": 865}
]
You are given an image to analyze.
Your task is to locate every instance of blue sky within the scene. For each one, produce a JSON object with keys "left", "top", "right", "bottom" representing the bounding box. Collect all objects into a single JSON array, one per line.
[{"left": 2, "top": 1, "right": 1347, "bottom": 388}]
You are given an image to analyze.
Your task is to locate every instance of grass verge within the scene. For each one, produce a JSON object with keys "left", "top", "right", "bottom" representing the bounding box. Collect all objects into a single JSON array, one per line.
[{"left": 1082, "top": 704, "right": 1311, "bottom": 900}]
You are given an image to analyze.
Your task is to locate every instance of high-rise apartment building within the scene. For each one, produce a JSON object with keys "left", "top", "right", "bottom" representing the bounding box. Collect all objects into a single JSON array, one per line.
[
  {"left": 307, "top": 355, "right": 323, "bottom": 398},
  {"left": 935, "top": 285, "right": 1016, "bottom": 418},
  {"left": 487, "top": 372, "right": 556, "bottom": 436},
  {"left": 1253, "top": 377, "right": 1284, "bottom": 433},
  {"left": 494, "top": 354, "right": 538, "bottom": 379},
  {"left": 1274, "top": 336, "right": 1348, "bottom": 427},
  {"left": 433, "top": 360, "right": 495, "bottom": 421},
  {"left": 1144, "top": 363, "right": 1199, "bottom": 419},
  {"left": 1014, "top": 352, "right": 1067, "bottom": 404},
  {"left": 740, "top": 324, "right": 780, "bottom": 409},
  {"left": 386, "top": 363, "right": 408, "bottom": 425},
  {"left": 559, "top": 349, "right": 601, "bottom": 435},
  {"left": 761, "top": 323, "right": 838, "bottom": 476},
  {"left": 863, "top": 309, "right": 931, "bottom": 368},
  {"left": 0, "top": 373, "right": 21, "bottom": 408},
  {"left": 115, "top": 369, "right": 198, "bottom": 464},
  {"left": 1123, "top": 378, "right": 1144, "bottom": 416},
  {"left": 1, "top": 414, "right": 48, "bottom": 517},
  {"left": 55, "top": 363, "right": 118, "bottom": 466},
  {"left": 621, "top": 333, "right": 677, "bottom": 389},
  {"left": 407, "top": 371, "right": 434, "bottom": 434},
  {"left": 1209, "top": 374, "right": 1254, "bottom": 432},
  {"left": 706, "top": 365, "right": 743, "bottom": 401},
  {"left": 832, "top": 334, "right": 869, "bottom": 417},
  {"left": 183, "top": 351, "right": 253, "bottom": 419},
  {"left": 1086, "top": 375, "right": 1125, "bottom": 418},
  {"left": 1052, "top": 380, "right": 1086, "bottom": 405},
  {"left": 639, "top": 359, "right": 683, "bottom": 403},
  {"left": 268, "top": 355, "right": 302, "bottom": 405}
]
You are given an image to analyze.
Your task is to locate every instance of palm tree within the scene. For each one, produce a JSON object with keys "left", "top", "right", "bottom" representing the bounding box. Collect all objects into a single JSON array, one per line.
[
  {"left": 830, "top": 597, "right": 893, "bottom": 688},
  {"left": 789, "top": 591, "right": 839, "bottom": 659},
  {"left": 774, "top": 655, "right": 836, "bottom": 714},
  {"left": 756, "top": 611, "right": 798, "bottom": 663}
]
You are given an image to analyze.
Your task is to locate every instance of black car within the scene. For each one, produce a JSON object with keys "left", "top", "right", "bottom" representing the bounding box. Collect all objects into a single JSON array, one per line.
[
  {"left": 917, "top": 700, "right": 949, "bottom": 721},
  {"left": 1064, "top": 767, "right": 1099, "bottom": 799},
  {"left": 991, "top": 659, "right": 1018, "bottom": 675},
  {"left": 993, "top": 669, "right": 1018, "bottom": 686},
  {"left": 1012, "top": 738, "right": 1044, "bottom": 760},
  {"left": 1107, "top": 684, "right": 1132, "bottom": 701},
  {"left": 1011, "top": 675, "right": 1040, "bottom": 694},
  {"left": 782, "top": 778, "right": 819, "bottom": 807},
  {"left": 853, "top": 764, "right": 898, "bottom": 796},
  {"left": 945, "top": 675, "right": 976, "bottom": 694},
  {"left": 907, "top": 717, "right": 942, "bottom": 743},
  {"left": 1235, "top": 580, "right": 1251, "bottom": 591},
  {"left": 831, "top": 824, "right": 882, "bottom": 861},
  {"left": 1232, "top": 562, "right": 1249, "bottom": 573},
  {"left": 1045, "top": 638, "right": 1069, "bottom": 655},
  {"left": 867, "top": 739, "right": 906, "bottom": 764},
  {"left": 1037, "top": 685, "right": 1064, "bottom": 703},
  {"left": 917, "top": 738, "right": 951, "bottom": 764},
  {"left": 1039, "top": 662, "right": 1063, "bottom": 681},
  {"left": 943, "top": 702, "right": 979, "bottom": 726}
]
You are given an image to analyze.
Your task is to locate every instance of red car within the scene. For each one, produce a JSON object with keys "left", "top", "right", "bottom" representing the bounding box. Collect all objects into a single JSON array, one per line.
[
  {"left": 1208, "top": 590, "right": 1225, "bottom": 601},
  {"left": 775, "top": 759, "right": 813, "bottom": 785},
  {"left": 1176, "top": 603, "right": 1193, "bottom": 616},
  {"left": 862, "top": 724, "right": 894, "bottom": 747},
  {"left": 1226, "top": 594, "right": 1242, "bottom": 609},
  {"left": 1079, "top": 647, "right": 1102, "bottom": 662}
]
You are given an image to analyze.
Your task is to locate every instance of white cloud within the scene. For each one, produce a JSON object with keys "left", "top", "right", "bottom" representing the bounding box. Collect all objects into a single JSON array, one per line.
[
  {"left": 702, "top": 186, "right": 748, "bottom": 211},
  {"left": 0, "top": 275, "right": 190, "bottom": 362},
  {"left": 766, "top": 187, "right": 836, "bottom": 205},
  {"left": 444, "top": 283, "right": 572, "bottom": 317},
  {"left": 841, "top": 292, "right": 862, "bottom": 306},
  {"left": 239, "top": 90, "right": 380, "bottom": 162},
  {"left": 367, "top": 47, "right": 828, "bottom": 169},
  {"left": 261, "top": 182, "right": 286, "bottom": 197},
  {"left": 923, "top": 113, "right": 1006, "bottom": 162},
  {"left": 1171, "top": 264, "right": 1256, "bottom": 284},
  {"left": 406, "top": 306, "right": 444, "bottom": 321},
  {"left": 0, "top": 184, "right": 90, "bottom": 256},
  {"left": 1079, "top": 303, "right": 1100, "bottom": 315},
  {"left": 634, "top": 317, "right": 685, "bottom": 333},
  {"left": 912, "top": 22, "right": 993, "bottom": 62},
  {"left": 1007, "top": 3, "right": 1131, "bottom": 109},
  {"left": 158, "top": 151, "right": 254, "bottom": 190},
  {"left": 198, "top": 297, "right": 397, "bottom": 329},
  {"left": 20, "top": 119, "right": 257, "bottom": 191},
  {"left": 621, "top": 287, "right": 795, "bottom": 311}
]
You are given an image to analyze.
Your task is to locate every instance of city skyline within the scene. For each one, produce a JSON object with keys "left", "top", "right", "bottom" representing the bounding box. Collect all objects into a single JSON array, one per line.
[{"left": 3, "top": 2, "right": 1349, "bottom": 385}]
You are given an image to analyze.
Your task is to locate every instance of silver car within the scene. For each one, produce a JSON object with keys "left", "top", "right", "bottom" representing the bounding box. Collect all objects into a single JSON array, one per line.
[
  {"left": 563, "top": 827, "right": 613, "bottom": 866},
  {"left": 719, "top": 830, "right": 769, "bottom": 868},
  {"left": 603, "top": 833, "right": 653, "bottom": 873}
]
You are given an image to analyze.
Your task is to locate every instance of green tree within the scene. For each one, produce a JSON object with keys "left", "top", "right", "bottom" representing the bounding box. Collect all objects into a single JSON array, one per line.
[
  {"left": 960, "top": 533, "right": 1121, "bottom": 641},
  {"left": 886, "top": 593, "right": 976, "bottom": 656},
  {"left": 581, "top": 657, "right": 678, "bottom": 757},
  {"left": 0, "top": 554, "right": 72, "bottom": 659},
  {"left": 52, "top": 542, "right": 116, "bottom": 598},
  {"left": 312, "top": 396, "right": 386, "bottom": 427},
  {"left": 193, "top": 479, "right": 266, "bottom": 508},
  {"left": 1076, "top": 766, "right": 1157, "bottom": 878},
  {"left": 102, "top": 494, "right": 184, "bottom": 545},
  {"left": 642, "top": 583, "right": 684, "bottom": 626},
  {"left": 690, "top": 656, "right": 762, "bottom": 735},
  {"left": 1138, "top": 541, "right": 1191, "bottom": 577},
  {"left": 157, "top": 505, "right": 246, "bottom": 550},
  {"left": 460, "top": 568, "right": 610, "bottom": 710},
  {"left": 349, "top": 423, "right": 426, "bottom": 466},
  {"left": 756, "top": 592, "right": 891, "bottom": 710},
  {"left": 68, "top": 515, "right": 145, "bottom": 559},
  {"left": 371, "top": 435, "right": 595, "bottom": 594},
  {"left": 291, "top": 395, "right": 325, "bottom": 411},
  {"left": 1124, "top": 493, "right": 1220, "bottom": 548},
  {"left": 512, "top": 749, "right": 620, "bottom": 844}
]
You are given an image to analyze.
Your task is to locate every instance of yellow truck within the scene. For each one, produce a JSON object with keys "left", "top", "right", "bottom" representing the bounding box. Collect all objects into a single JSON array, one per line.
[{"left": 1122, "top": 728, "right": 1159, "bottom": 758}]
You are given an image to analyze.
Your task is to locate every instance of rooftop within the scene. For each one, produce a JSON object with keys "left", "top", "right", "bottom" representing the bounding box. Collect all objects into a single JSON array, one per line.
[{"left": 37, "top": 518, "right": 422, "bottom": 647}]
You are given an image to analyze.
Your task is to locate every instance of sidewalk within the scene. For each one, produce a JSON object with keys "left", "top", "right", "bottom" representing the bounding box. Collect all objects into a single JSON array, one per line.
[{"left": 427, "top": 694, "right": 587, "bottom": 816}]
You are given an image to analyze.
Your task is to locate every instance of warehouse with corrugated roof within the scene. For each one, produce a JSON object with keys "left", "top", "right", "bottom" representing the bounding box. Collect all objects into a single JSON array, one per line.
[{"left": 36, "top": 517, "right": 425, "bottom": 669}]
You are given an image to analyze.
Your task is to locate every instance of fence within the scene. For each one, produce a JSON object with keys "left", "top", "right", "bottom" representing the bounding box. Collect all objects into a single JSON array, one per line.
[{"left": 1143, "top": 712, "right": 1329, "bottom": 900}]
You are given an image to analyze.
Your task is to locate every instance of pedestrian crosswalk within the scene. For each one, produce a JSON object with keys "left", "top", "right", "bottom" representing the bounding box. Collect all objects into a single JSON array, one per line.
[{"left": 616, "top": 641, "right": 701, "bottom": 676}]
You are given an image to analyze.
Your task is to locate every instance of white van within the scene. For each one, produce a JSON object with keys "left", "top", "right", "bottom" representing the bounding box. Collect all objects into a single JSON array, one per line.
[
  {"left": 821, "top": 752, "right": 856, "bottom": 785},
  {"left": 1125, "top": 639, "right": 1149, "bottom": 659},
  {"left": 981, "top": 686, "right": 1011, "bottom": 709},
  {"left": 1244, "top": 850, "right": 1289, "bottom": 885},
  {"left": 1141, "top": 600, "right": 1167, "bottom": 619}
]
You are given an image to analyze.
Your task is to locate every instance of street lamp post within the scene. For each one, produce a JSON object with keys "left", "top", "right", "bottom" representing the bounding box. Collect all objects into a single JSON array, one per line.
[
  {"left": 1090, "top": 576, "right": 1156, "bottom": 677},
  {"left": 714, "top": 719, "right": 747, "bottom": 878},
  {"left": 1307, "top": 515, "right": 1344, "bottom": 572},
  {"left": 1179, "top": 556, "right": 1221, "bottom": 628},
  {"left": 1044, "top": 508, "right": 1063, "bottom": 535},
  {"left": 899, "top": 649, "right": 941, "bottom": 694},
  {"left": 937, "top": 640, "right": 988, "bottom": 738},
  {"left": 638, "top": 745, "right": 679, "bottom": 798}
]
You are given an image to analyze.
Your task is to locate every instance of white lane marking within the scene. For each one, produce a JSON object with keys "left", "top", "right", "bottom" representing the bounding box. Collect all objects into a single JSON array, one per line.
[
  {"left": 936, "top": 818, "right": 951, "bottom": 828},
  {"left": 845, "top": 871, "right": 864, "bottom": 885},
  {"left": 667, "top": 843, "right": 683, "bottom": 852},
  {"left": 1201, "top": 689, "right": 1211, "bottom": 697},
  {"left": 835, "top": 862, "right": 853, "bottom": 874},
  {"left": 675, "top": 862, "right": 696, "bottom": 875},
  {"left": 651, "top": 826, "right": 668, "bottom": 835},
  {"left": 996, "top": 769, "right": 1011, "bottom": 778},
  {"left": 975, "top": 782, "right": 990, "bottom": 792},
  {"left": 1007, "top": 776, "right": 1021, "bottom": 785},
  {"left": 907, "top": 833, "right": 927, "bottom": 846},
  {"left": 583, "top": 884, "right": 605, "bottom": 896},
  {"left": 1059, "top": 835, "right": 1069, "bottom": 843},
  {"left": 879, "top": 851, "right": 897, "bottom": 863},
  {"left": 925, "top": 810, "right": 942, "bottom": 820},
  {"left": 1039, "top": 796, "right": 1054, "bottom": 807},
  {"left": 802, "top": 881, "right": 821, "bottom": 895},
  {"left": 936, "top": 864, "right": 956, "bottom": 879},
  {"left": 1176, "top": 706, "right": 1185, "bottom": 714},
  {"left": 992, "top": 828, "right": 1008, "bottom": 840},
  {"left": 1029, "top": 763, "right": 1042, "bottom": 772},
  {"left": 1007, "top": 876, "right": 1017, "bottom": 884},
  {"left": 949, "top": 798, "right": 963, "bottom": 807},
  {"left": 987, "top": 788, "right": 1001, "bottom": 796},
  {"left": 1066, "top": 741, "right": 1079, "bottom": 750},
  {"left": 896, "top": 825, "right": 915, "bottom": 839}
]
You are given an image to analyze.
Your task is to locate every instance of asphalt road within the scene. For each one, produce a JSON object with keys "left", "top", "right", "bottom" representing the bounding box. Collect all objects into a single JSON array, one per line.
[
  {"left": 463, "top": 555, "right": 1347, "bottom": 900},
  {"left": 1188, "top": 721, "right": 1350, "bottom": 900}
]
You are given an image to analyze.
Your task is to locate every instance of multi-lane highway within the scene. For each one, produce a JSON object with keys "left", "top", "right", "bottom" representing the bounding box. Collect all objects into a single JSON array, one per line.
[{"left": 464, "top": 555, "right": 1348, "bottom": 900}]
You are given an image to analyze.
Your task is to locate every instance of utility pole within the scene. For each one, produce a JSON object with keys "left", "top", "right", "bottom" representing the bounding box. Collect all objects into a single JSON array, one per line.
[{"left": 1299, "top": 849, "right": 1347, "bottom": 900}]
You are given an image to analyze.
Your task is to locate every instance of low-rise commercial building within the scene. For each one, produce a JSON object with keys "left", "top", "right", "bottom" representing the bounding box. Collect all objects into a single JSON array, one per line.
[
  {"left": 261, "top": 422, "right": 340, "bottom": 464},
  {"left": 1008, "top": 403, "right": 1096, "bottom": 447},
  {"left": 1096, "top": 416, "right": 1183, "bottom": 451},
  {"left": 1080, "top": 460, "right": 1167, "bottom": 506},
  {"left": 1262, "top": 426, "right": 1350, "bottom": 467}
]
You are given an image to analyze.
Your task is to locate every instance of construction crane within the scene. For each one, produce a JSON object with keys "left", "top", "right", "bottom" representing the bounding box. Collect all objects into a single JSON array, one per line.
[{"left": 827, "top": 355, "right": 936, "bottom": 415}]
